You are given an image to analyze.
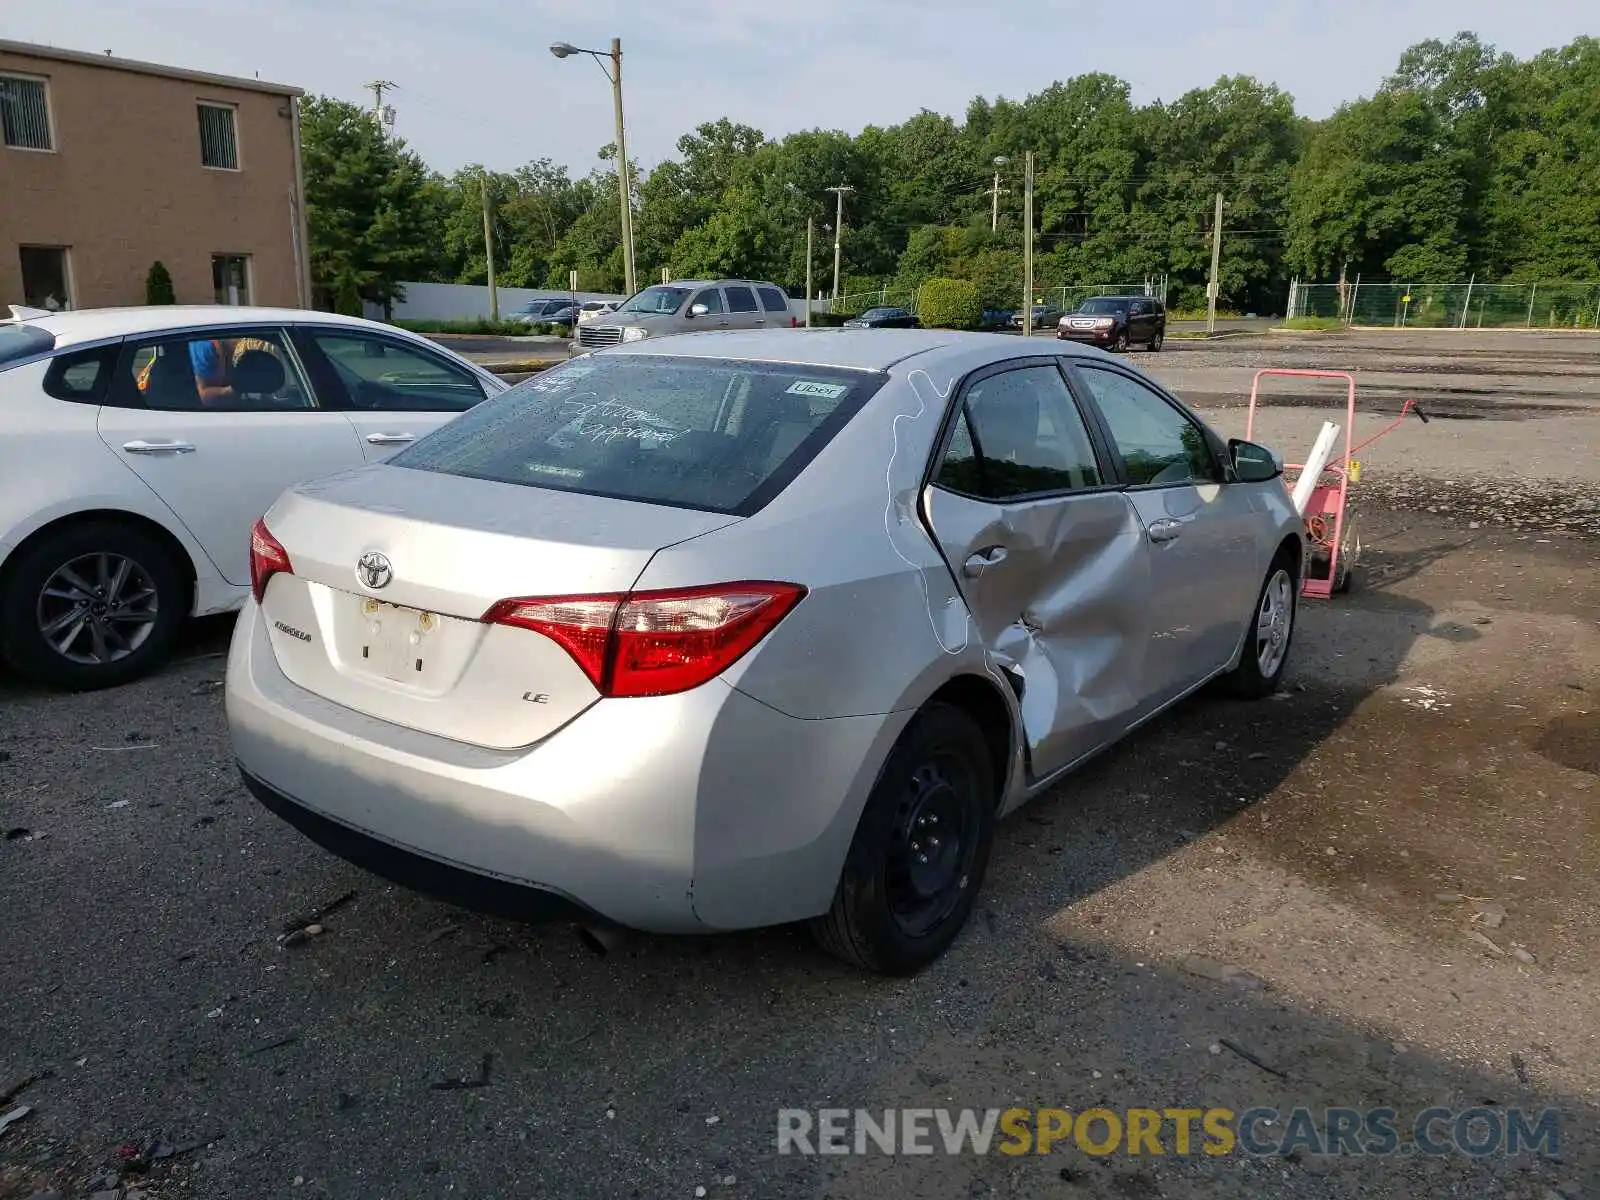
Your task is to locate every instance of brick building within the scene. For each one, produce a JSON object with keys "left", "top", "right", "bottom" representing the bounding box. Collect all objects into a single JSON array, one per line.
[{"left": 0, "top": 40, "right": 308, "bottom": 311}]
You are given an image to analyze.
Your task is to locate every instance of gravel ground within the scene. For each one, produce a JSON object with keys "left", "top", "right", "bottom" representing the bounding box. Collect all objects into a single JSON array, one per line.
[{"left": 3, "top": 331, "right": 1598, "bottom": 1200}]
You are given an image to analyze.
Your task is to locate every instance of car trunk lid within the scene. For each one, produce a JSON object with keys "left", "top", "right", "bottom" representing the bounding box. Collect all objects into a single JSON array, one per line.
[{"left": 255, "top": 463, "right": 739, "bottom": 749}]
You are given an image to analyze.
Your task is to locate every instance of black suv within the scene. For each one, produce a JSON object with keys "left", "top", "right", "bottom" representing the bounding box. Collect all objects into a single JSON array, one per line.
[{"left": 1056, "top": 296, "right": 1166, "bottom": 352}]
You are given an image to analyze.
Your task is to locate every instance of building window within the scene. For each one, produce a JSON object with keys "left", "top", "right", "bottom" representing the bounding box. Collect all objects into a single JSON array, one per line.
[
  {"left": 19, "top": 246, "right": 71, "bottom": 310},
  {"left": 197, "top": 103, "right": 239, "bottom": 169},
  {"left": 0, "top": 74, "right": 53, "bottom": 151},
  {"left": 212, "top": 254, "right": 250, "bottom": 305}
]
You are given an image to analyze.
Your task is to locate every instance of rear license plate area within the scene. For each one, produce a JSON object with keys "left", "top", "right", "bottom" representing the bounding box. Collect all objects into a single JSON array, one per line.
[{"left": 355, "top": 597, "right": 438, "bottom": 681}]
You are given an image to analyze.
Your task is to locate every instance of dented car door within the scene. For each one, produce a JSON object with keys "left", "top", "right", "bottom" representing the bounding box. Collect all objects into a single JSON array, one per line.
[{"left": 922, "top": 361, "right": 1150, "bottom": 781}]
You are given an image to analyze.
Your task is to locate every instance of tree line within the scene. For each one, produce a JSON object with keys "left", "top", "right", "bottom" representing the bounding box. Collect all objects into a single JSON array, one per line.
[{"left": 299, "top": 31, "right": 1600, "bottom": 317}]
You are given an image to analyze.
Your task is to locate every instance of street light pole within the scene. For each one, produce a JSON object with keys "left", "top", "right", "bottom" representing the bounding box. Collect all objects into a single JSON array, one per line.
[
  {"left": 825, "top": 184, "right": 854, "bottom": 302},
  {"left": 609, "top": 38, "right": 637, "bottom": 298},
  {"left": 805, "top": 217, "right": 814, "bottom": 327},
  {"left": 550, "top": 38, "right": 637, "bottom": 298}
]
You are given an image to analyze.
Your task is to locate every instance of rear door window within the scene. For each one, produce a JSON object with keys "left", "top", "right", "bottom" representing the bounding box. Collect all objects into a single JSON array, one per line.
[
  {"left": 43, "top": 344, "right": 119, "bottom": 403},
  {"left": 724, "top": 285, "right": 759, "bottom": 313},
  {"left": 392, "top": 354, "right": 887, "bottom": 516},
  {"left": 757, "top": 286, "right": 791, "bottom": 314}
]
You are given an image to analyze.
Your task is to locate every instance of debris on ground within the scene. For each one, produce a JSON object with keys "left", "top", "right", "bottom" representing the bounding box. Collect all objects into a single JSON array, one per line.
[
  {"left": 1473, "top": 901, "right": 1508, "bottom": 929},
  {"left": 431, "top": 1053, "right": 493, "bottom": 1091},
  {"left": 280, "top": 889, "right": 358, "bottom": 934},
  {"left": 1512, "top": 1053, "right": 1531, "bottom": 1086},
  {"left": 0, "top": 1071, "right": 50, "bottom": 1106},
  {"left": 1216, "top": 1038, "right": 1288, "bottom": 1080},
  {"left": 105, "top": 800, "right": 131, "bottom": 810},
  {"left": 191, "top": 679, "right": 224, "bottom": 695},
  {"left": 279, "top": 923, "right": 325, "bottom": 949},
  {"left": 248, "top": 1034, "right": 299, "bottom": 1056},
  {"left": 0, "top": 1104, "right": 34, "bottom": 1135},
  {"left": 1400, "top": 684, "right": 1452, "bottom": 711},
  {"left": 1467, "top": 930, "right": 1506, "bottom": 956},
  {"left": 1512, "top": 947, "right": 1538, "bottom": 965},
  {"left": 1180, "top": 955, "right": 1267, "bottom": 991}
]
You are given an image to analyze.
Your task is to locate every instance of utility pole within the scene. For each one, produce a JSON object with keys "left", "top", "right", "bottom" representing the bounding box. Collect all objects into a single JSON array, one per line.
[
  {"left": 1022, "top": 151, "right": 1035, "bottom": 337},
  {"left": 826, "top": 184, "right": 854, "bottom": 301},
  {"left": 1205, "top": 191, "right": 1224, "bottom": 334},
  {"left": 366, "top": 80, "right": 396, "bottom": 133},
  {"left": 800, "top": 216, "right": 812, "bottom": 329},
  {"left": 480, "top": 172, "right": 498, "bottom": 322},
  {"left": 609, "top": 38, "right": 637, "bottom": 298}
]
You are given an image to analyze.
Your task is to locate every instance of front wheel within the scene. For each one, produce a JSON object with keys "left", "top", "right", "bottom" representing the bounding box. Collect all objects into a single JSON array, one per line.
[
  {"left": 0, "top": 521, "right": 187, "bottom": 691},
  {"left": 1111, "top": 330, "right": 1130, "bottom": 353},
  {"left": 1219, "top": 560, "right": 1297, "bottom": 699},
  {"left": 811, "top": 704, "right": 996, "bottom": 974}
]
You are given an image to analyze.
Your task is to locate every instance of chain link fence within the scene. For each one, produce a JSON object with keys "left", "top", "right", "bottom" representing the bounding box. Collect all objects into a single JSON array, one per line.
[{"left": 1288, "top": 279, "right": 1600, "bottom": 329}]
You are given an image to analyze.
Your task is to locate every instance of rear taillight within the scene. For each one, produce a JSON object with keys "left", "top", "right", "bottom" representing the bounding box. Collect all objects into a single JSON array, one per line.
[
  {"left": 249, "top": 518, "right": 293, "bottom": 604},
  {"left": 483, "top": 581, "right": 806, "bottom": 698}
]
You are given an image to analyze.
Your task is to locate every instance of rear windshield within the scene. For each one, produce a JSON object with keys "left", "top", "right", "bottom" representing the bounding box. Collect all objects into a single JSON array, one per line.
[
  {"left": 0, "top": 324, "right": 55, "bottom": 366},
  {"left": 1079, "top": 298, "right": 1131, "bottom": 314},
  {"left": 392, "top": 353, "right": 887, "bottom": 516}
]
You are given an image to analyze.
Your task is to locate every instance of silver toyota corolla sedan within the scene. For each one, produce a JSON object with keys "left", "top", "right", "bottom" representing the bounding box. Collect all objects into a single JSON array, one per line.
[{"left": 227, "top": 329, "right": 1303, "bottom": 974}]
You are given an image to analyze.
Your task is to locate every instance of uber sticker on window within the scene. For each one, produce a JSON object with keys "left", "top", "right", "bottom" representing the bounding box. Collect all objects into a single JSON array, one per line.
[{"left": 786, "top": 380, "right": 848, "bottom": 400}]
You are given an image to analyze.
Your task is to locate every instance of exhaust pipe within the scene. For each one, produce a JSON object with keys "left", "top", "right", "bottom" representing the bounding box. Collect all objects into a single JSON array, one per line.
[{"left": 577, "top": 924, "right": 630, "bottom": 957}]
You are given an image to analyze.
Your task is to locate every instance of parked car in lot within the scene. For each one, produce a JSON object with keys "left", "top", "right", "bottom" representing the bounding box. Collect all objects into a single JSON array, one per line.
[
  {"left": 230, "top": 328, "right": 1303, "bottom": 974},
  {"left": 573, "top": 279, "right": 797, "bottom": 351},
  {"left": 0, "top": 305, "right": 506, "bottom": 690},
  {"left": 1057, "top": 296, "right": 1166, "bottom": 352},
  {"left": 843, "top": 306, "right": 919, "bottom": 329},
  {"left": 506, "top": 297, "right": 578, "bottom": 326},
  {"left": 1008, "top": 305, "right": 1063, "bottom": 331},
  {"left": 577, "top": 300, "right": 620, "bottom": 324}
]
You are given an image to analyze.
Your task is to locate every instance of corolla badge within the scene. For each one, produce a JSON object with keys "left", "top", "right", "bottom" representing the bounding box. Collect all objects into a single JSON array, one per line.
[{"left": 356, "top": 551, "right": 393, "bottom": 590}]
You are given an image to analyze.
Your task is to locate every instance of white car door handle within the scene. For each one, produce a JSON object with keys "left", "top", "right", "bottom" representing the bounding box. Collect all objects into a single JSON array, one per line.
[
  {"left": 962, "top": 546, "right": 1008, "bottom": 577},
  {"left": 1148, "top": 518, "right": 1183, "bottom": 544},
  {"left": 122, "top": 439, "right": 196, "bottom": 455},
  {"left": 365, "top": 432, "right": 416, "bottom": 445}
]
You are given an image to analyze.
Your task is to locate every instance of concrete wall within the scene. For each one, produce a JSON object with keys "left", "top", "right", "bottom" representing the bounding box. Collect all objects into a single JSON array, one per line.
[
  {"left": 0, "top": 42, "right": 303, "bottom": 310},
  {"left": 375, "top": 281, "right": 814, "bottom": 323},
  {"left": 369, "top": 282, "right": 626, "bottom": 323}
]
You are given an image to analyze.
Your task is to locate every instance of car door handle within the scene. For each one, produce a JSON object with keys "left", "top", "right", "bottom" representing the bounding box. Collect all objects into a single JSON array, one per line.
[
  {"left": 121, "top": 439, "right": 196, "bottom": 455},
  {"left": 962, "top": 546, "right": 1008, "bottom": 577},
  {"left": 1147, "top": 518, "right": 1183, "bottom": 544},
  {"left": 365, "top": 432, "right": 416, "bottom": 445}
]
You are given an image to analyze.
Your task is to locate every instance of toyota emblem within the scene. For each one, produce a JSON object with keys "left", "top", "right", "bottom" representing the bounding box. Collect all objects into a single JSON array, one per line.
[{"left": 356, "top": 551, "right": 393, "bottom": 590}]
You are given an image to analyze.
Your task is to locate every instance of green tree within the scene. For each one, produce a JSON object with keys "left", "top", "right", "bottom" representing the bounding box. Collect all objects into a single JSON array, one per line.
[
  {"left": 299, "top": 95, "right": 437, "bottom": 314},
  {"left": 144, "top": 261, "right": 176, "bottom": 305}
]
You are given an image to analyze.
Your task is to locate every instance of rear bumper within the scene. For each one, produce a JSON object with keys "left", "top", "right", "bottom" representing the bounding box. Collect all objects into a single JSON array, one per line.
[
  {"left": 240, "top": 767, "right": 601, "bottom": 925},
  {"left": 226, "top": 600, "right": 902, "bottom": 934}
]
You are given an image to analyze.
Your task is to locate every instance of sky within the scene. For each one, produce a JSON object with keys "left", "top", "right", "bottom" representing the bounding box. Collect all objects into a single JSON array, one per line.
[{"left": 10, "top": 0, "right": 1597, "bottom": 178}]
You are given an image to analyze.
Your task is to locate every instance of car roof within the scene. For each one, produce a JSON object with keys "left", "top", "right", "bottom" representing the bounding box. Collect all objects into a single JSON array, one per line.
[
  {"left": 640, "top": 279, "right": 778, "bottom": 290},
  {"left": 602, "top": 327, "right": 1114, "bottom": 374},
  {"left": 5, "top": 305, "right": 399, "bottom": 349}
]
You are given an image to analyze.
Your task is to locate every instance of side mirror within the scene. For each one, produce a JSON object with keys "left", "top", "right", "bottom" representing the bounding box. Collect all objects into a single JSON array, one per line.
[
  {"left": 688, "top": 303, "right": 709, "bottom": 318},
  {"left": 1229, "top": 438, "right": 1283, "bottom": 483}
]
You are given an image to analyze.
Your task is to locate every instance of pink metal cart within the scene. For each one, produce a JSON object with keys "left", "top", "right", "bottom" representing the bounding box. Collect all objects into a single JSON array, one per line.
[{"left": 1245, "top": 368, "right": 1429, "bottom": 598}]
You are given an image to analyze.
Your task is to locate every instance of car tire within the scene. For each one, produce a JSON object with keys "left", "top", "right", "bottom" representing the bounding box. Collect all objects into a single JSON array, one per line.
[
  {"left": 1219, "top": 554, "right": 1298, "bottom": 700},
  {"left": 0, "top": 521, "right": 187, "bottom": 692},
  {"left": 1111, "top": 330, "right": 1129, "bottom": 353},
  {"left": 1148, "top": 329, "right": 1164, "bottom": 352},
  {"left": 811, "top": 703, "right": 996, "bottom": 974}
]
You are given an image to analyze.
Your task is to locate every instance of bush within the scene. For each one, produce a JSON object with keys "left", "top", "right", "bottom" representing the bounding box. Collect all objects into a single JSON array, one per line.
[
  {"left": 391, "top": 318, "right": 536, "bottom": 335},
  {"left": 145, "top": 261, "right": 176, "bottom": 305},
  {"left": 917, "top": 278, "right": 982, "bottom": 330}
]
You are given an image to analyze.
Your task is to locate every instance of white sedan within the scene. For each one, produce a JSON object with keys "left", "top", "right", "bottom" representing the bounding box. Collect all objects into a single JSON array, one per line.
[{"left": 0, "top": 304, "right": 507, "bottom": 689}]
